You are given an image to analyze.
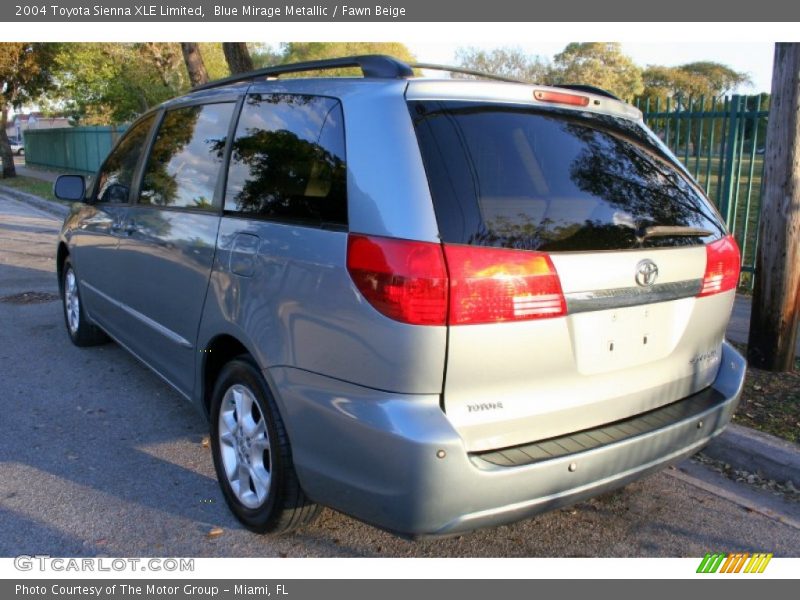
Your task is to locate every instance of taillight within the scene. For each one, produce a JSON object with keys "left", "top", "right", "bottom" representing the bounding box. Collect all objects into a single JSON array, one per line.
[
  {"left": 699, "top": 235, "right": 741, "bottom": 296},
  {"left": 346, "top": 234, "right": 448, "bottom": 325},
  {"left": 444, "top": 244, "right": 566, "bottom": 325},
  {"left": 347, "top": 235, "right": 566, "bottom": 326},
  {"left": 533, "top": 89, "right": 590, "bottom": 107}
]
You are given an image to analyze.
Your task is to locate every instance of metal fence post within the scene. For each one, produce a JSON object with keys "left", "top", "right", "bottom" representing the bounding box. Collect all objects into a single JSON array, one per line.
[{"left": 719, "top": 95, "right": 742, "bottom": 230}]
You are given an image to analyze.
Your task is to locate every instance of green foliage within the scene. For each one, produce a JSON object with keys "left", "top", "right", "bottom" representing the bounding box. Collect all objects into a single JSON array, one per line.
[
  {"left": 454, "top": 47, "right": 552, "bottom": 83},
  {"left": 47, "top": 42, "right": 418, "bottom": 125},
  {"left": 641, "top": 62, "right": 752, "bottom": 104},
  {"left": 0, "top": 42, "right": 62, "bottom": 109},
  {"left": 263, "top": 42, "right": 416, "bottom": 77},
  {"left": 453, "top": 42, "right": 753, "bottom": 107},
  {"left": 197, "top": 43, "right": 230, "bottom": 80},
  {"left": 250, "top": 44, "right": 283, "bottom": 69},
  {"left": 551, "top": 42, "right": 644, "bottom": 101},
  {"left": 0, "top": 42, "right": 62, "bottom": 177},
  {"left": 54, "top": 43, "right": 190, "bottom": 125}
]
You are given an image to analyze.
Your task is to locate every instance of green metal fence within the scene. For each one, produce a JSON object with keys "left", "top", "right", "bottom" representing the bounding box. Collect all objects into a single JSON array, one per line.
[
  {"left": 636, "top": 94, "right": 769, "bottom": 287},
  {"left": 23, "top": 125, "right": 127, "bottom": 175}
]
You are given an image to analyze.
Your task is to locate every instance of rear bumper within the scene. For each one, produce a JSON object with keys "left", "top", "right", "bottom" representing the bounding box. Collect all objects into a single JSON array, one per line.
[{"left": 269, "top": 341, "right": 746, "bottom": 537}]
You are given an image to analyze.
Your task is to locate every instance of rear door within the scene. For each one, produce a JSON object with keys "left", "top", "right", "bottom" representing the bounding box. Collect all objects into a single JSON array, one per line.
[
  {"left": 115, "top": 100, "right": 237, "bottom": 396},
  {"left": 410, "top": 99, "right": 739, "bottom": 452}
]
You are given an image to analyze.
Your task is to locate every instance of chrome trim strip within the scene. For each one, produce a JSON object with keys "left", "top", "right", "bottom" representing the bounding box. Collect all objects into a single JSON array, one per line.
[
  {"left": 81, "top": 280, "right": 194, "bottom": 349},
  {"left": 565, "top": 279, "right": 702, "bottom": 314}
]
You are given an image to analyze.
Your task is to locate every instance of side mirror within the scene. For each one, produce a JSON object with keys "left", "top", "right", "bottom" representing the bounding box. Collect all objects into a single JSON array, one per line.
[{"left": 53, "top": 175, "right": 86, "bottom": 202}]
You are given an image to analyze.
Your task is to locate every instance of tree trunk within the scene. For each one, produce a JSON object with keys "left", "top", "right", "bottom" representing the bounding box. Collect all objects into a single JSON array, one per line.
[
  {"left": 222, "top": 43, "right": 254, "bottom": 75},
  {"left": 181, "top": 43, "right": 209, "bottom": 87},
  {"left": 748, "top": 43, "right": 800, "bottom": 371},
  {"left": 0, "top": 107, "right": 17, "bottom": 179}
]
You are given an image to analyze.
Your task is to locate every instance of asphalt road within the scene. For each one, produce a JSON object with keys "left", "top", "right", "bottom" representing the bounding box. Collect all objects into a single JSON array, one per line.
[{"left": 0, "top": 193, "right": 798, "bottom": 558}]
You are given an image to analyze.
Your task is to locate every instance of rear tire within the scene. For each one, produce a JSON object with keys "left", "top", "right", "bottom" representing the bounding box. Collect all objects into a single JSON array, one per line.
[
  {"left": 61, "top": 257, "right": 108, "bottom": 347},
  {"left": 210, "top": 356, "right": 320, "bottom": 534}
]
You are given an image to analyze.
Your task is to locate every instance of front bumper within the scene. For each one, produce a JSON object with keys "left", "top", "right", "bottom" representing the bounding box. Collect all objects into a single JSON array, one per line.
[{"left": 269, "top": 341, "right": 746, "bottom": 537}]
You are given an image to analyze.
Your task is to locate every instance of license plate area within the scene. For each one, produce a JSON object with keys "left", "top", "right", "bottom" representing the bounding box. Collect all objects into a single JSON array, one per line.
[{"left": 568, "top": 298, "right": 694, "bottom": 375}]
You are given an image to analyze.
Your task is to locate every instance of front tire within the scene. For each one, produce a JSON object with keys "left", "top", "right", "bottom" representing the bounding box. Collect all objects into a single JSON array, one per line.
[
  {"left": 61, "top": 258, "right": 108, "bottom": 346},
  {"left": 210, "top": 357, "right": 320, "bottom": 534}
]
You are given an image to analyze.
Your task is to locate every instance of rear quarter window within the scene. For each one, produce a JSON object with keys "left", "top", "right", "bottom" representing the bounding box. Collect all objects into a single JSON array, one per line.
[
  {"left": 409, "top": 101, "right": 726, "bottom": 251},
  {"left": 224, "top": 93, "right": 347, "bottom": 228}
]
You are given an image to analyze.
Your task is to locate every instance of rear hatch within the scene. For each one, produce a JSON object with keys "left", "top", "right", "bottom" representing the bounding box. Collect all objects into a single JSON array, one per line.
[{"left": 408, "top": 90, "right": 740, "bottom": 452}]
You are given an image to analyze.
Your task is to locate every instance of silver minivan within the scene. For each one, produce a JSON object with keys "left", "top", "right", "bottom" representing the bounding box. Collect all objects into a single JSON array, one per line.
[{"left": 54, "top": 55, "right": 746, "bottom": 537}]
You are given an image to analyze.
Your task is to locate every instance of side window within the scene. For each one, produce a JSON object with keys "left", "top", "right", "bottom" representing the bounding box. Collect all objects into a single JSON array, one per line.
[
  {"left": 94, "top": 115, "right": 155, "bottom": 204},
  {"left": 224, "top": 94, "right": 347, "bottom": 227},
  {"left": 139, "top": 103, "right": 234, "bottom": 210}
]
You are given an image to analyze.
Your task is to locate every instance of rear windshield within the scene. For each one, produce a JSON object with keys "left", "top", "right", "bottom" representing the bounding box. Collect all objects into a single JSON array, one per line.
[{"left": 409, "top": 101, "right": 726, "bottom": 251}]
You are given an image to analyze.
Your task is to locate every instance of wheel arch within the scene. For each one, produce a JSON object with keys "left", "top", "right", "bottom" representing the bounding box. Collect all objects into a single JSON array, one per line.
[
  {"left": 56, "top": 242, "right": 70, "bottom": 294},
  {"left": 201, "top": 333, "right": 253, "bottom": 420}
]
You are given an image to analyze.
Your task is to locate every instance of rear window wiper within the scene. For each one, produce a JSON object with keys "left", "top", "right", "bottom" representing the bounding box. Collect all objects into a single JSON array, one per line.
[{"left": 636, "top": 225, "right": 714, "bottom": 244}]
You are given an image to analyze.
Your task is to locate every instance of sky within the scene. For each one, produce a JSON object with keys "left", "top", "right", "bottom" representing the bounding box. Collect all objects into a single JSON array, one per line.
[{"left": 406, "top": 42, "right": 775, "bottom": 94}]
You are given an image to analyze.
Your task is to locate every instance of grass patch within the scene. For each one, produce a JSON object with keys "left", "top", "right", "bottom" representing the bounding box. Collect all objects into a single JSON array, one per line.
[
  {"left": 729, "top": 341, "right": 800, "bottom": 444},
  {"left": 0, "top": 175, "right": 58, "bottom": 201}
]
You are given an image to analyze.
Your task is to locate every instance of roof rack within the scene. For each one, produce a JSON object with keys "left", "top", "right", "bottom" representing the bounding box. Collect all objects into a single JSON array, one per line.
[
  {"left": 409, "top": 63, "right": 524, "bottom": 84},
  {"left": 556, "top": 84, "right": 621, "bottom": 101},
  {"left": 191, "top": 54, "right": 622, "bottom": 104},
  {"left": 192, "top": 54, "right": 415, "bottom": 92}
]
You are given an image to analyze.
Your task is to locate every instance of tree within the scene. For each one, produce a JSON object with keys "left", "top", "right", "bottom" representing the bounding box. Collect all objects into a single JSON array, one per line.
[
  {"left": 0, "top": 42, "right": 60, "bottom": 178},
  {"left": 197, "top": 43, "right": 230, "bottom": 80},
  {"left": 748, "top": 43, "right": 800, "bottom": 372},
  {"left": 455, "top": 47, "right": 552, "bottom": 83},
  {"left": 181, "top": 43, "right": 209, "bottom": 87},
  {"left": 54, "top": 43, "right": 190, "bottom": 124},
  {"left": 268, "top": 42, "right": 415, "bottom": 77},
  {"left": 551, "top": 42, "right": 644, "bottom": 101},
  {"left": 680, "top": 62, "right": 752, "bottom": 96},
  {"left": 139, "top": 43, "right": 183, "bottom": 89},
  {"left": 641, "top": 62, "right": 752, "bottom": 104},
  {"left": 223, "top": 42, "right": 254, "bottom": 74}
]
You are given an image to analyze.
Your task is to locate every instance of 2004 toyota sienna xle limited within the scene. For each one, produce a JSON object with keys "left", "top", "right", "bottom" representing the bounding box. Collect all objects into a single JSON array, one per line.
[{"left": 53, "top": 55, "right": 746, "bottom": 538}]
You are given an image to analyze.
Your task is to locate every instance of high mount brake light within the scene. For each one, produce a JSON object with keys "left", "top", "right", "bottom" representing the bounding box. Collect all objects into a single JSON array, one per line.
[
  {"left": 347, "top": 235, "right": 566, "bottom": 326},
  {"left": 533, "top": 90, "right": 591, "bottom": 107}
]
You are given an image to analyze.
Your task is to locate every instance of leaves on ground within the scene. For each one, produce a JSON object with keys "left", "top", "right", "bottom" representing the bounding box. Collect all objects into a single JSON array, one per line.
[
  {"left": 729, "top": 342, "right": 800, "bottom": 444},
  {"left": 0, "top": 291, "right": 60, "bottom": 304},
  {"left": 693, "top": 452, "right": 800, "bottom": 502}
]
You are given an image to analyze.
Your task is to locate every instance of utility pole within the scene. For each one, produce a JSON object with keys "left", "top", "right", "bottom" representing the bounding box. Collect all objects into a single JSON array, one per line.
[{"left": 748, "top": 43, "right": 800, "bottom": 371}]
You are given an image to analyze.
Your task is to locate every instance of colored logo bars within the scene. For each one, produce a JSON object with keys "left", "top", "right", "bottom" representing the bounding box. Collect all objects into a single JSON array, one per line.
[{"left": 697, "top": 552, "right": 773, "bottom": 573}]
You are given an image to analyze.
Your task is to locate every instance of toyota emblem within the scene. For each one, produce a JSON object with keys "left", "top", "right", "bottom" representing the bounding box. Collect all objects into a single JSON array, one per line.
[{"left": 635, "top": 259, "right": 659, "bottom": 287}]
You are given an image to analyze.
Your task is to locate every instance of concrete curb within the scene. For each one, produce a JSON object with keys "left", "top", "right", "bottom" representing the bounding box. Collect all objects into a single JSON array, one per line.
[
  {"left": 704, "top": 424, "right": 800, "bottom": 486},
  {"left": 0, "top": 183, "right": 69, "bottom": 218}
]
